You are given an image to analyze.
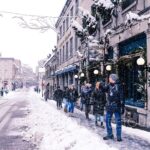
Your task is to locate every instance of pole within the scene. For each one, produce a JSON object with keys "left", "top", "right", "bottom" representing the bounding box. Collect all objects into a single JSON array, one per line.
[{"left": 86, "top": 37, "right": 90, "bottom": 83}]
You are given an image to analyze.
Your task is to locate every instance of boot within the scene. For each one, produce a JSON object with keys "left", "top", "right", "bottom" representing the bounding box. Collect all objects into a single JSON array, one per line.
[{"left": 103, "top": 135, "right": 114, "bottom": 140}]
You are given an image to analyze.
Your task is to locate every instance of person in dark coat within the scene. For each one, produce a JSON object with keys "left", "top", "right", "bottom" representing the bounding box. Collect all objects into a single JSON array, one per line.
[
  {"left": 63, "top": 86, "right": 69, "bottom": 112},
  {"left": 54, "top": 86, "right": 63, "bottom": 109},
  {"left": 81, "top": 83, "right": 92, "bottom": 120},
  {"left": 92, "top": 81, "right": 106, "bottom": 127},
  {"left": 103, "top": 74, "right": 124, "bottom": 142},
  {"left": 0, "top": 87, "right": 4, "bottom": 97},
  {"left": 44, "top": 84, "right": 49, "bottom": 101},
  {"left": 67, "top": 85, "right": 78, "bottom": 113}
]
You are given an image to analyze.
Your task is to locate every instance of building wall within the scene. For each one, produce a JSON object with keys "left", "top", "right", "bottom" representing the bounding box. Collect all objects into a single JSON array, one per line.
[
  {"left": 0, "top": 58, "right": 16, "bottom": 89},
  {"left": 55, "top": 0, "right": 82, "bottom": 89}
]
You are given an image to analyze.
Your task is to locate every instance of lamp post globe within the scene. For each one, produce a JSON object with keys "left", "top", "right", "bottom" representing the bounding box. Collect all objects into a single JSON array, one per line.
[
  {"left": 74, "top": 75, "right": 78, "bottom": 79},
  {"left": 106, "top": 65, "right": 112, "bottom": 71},
  {"left": 137, "top": 57, "right": 145, "bottom": 66},
  {"left": 80, "top": 73, "right": 85, "bottom": 77},
  {"left": 94, "top": 69, "right": 99, "bottom": 75}
]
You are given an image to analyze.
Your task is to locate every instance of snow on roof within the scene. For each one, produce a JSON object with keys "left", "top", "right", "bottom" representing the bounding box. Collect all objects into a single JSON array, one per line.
[
  {"left": 44, "top": 54, "right": 55, "bottom": 67},
  {"left": 93, "top": 0, "right": 114, "bottom": 9}
]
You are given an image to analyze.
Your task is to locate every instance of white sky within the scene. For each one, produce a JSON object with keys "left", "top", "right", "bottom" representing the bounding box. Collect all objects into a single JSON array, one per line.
[{"left": 0, "top": 0, "right": 66, "bottom": 71}]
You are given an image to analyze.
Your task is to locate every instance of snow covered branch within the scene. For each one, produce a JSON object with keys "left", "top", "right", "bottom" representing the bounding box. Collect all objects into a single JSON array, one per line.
[
  {"left": 93, "top": 0, "right": 114, "bottom": 9},
  {"left": 13, "top": 16, "right": 57, "bottom": 33}
]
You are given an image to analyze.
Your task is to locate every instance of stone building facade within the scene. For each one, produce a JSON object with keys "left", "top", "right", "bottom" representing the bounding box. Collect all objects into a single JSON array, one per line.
[
  {"left": 45, "top": 0, "right": 150, "bottom": 128},
  {"left": 55, "top": 0, "right": 81, "bottom": 90}
]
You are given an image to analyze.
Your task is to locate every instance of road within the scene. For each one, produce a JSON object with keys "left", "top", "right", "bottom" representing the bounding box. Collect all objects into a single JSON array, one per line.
[{"left": 0, "top": 89, "right": 36, "bottom": 150}]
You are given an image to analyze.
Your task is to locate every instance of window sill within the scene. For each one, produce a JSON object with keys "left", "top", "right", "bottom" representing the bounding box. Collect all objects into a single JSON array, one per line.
[{"left": 122, "top": 1, "right": 137, "bottom": 15}]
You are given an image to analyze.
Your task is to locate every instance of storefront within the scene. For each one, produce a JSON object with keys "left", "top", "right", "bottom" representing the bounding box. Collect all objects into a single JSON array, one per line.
[{"left": 118, "top": 33, "right": 148, "bottom": 127}]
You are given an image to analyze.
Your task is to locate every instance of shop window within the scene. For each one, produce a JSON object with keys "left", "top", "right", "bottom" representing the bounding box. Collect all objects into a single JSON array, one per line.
[{"left": 122, "top": 0, "right": 136, "bottom": 10}]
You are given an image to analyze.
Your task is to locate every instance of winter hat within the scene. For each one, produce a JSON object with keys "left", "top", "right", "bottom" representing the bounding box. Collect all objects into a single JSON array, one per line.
[{"left": 109, "top": 74, "right": 119, "bottom": 82}]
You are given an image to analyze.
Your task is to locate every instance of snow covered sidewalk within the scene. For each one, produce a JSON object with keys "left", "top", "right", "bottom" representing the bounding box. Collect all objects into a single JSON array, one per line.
[{"left": 24, "top": 91, "right": 150, "bottom": 150}]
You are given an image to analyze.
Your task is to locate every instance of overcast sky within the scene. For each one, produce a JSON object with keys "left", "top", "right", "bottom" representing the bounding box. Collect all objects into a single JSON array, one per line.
[{"left": 0, "top": 0, "right": 66, "bottom": 71}]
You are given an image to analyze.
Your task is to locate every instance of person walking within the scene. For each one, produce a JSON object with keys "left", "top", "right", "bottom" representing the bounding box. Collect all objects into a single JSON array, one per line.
[
  {"left": 103, "top": 74, "right": 124, "bottom": 142},
  {"left": 44, "top": 84, "right": 49, "bottom": 101},
  {"left": 67, "top": 85, "right": 78, "bottom": 114},
  {"left": 54, "top": 86, "right": 63, "bottom": 109},
  {"left": 92, "top": 81, "right": 106, "bottom": 127},
  {"left": 63, "top": 86, "right": 69, "bottom": 113},
  {"left": 81, "top": 83, "right": 92, "bottom": 120},
  {"left": 0, "top": 87, "right": 4, "bottom": 97}
]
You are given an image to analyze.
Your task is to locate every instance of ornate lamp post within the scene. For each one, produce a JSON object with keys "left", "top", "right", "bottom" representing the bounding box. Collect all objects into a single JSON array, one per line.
[
  {"left": 94, "top": 69, "right": 99, "bottom": 82},
  {"left": 106, "top": 65, "right": 112, "bottom": 82}
]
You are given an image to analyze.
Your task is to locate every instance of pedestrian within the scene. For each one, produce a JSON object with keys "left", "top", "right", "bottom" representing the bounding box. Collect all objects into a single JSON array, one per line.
[
  {"left": 80, "top": 83, "right": 86, "bottom": 111},
  {"left": 103, "top": 74, "right": 124, "bottom": 142},
  {"left": 44, "top": 84, "right": 49, "bottom": 101},
  {"left": 92, "top": 81, "right": 106, "bottom": 127},
  {"left": 54, "top": 86, "right": 63, "bottom": 109},
  {"left": 67, "top": 85, "right": 78, "bottom": 114},
  {"left": 81, "top": 83, "right": 92, "bottom": 120},
  {"left": 63, "top": 86, "right": 69, "bottom": 113},
  {"left": 0, "top": 87, "right": 4, "bottom": 97}
]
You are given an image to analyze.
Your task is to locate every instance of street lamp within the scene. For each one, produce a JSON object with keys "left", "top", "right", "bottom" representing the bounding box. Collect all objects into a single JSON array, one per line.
[
  {"left": 74, "top": 75, "right": 79, "bottom": 79},
  {"left": 80, "top": 73, "right": 85, "bottom": 78},
  {"left": 93, "top": 69, "right": 99, "bottom": 75},
  {"left": 106, "top": 65, "right": 112, "bottom": 71},
  {"left": 137, "top": 57, "right": 145, "bottom": 66}
]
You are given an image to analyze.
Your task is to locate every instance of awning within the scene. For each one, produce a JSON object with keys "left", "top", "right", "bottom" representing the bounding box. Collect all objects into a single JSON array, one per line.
[{"left": 55, "top": 65, "right": 78, "bottom": 76}]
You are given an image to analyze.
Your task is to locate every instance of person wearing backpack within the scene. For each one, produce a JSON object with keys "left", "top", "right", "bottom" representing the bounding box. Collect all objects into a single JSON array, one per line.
[{"left": 103, "top": 74, "right": 124, "bottom": 142}]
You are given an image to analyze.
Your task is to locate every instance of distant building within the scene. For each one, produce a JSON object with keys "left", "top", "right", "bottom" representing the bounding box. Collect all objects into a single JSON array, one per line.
[{"left": 0, "top": 58, "right": 22, "bottom": 90}]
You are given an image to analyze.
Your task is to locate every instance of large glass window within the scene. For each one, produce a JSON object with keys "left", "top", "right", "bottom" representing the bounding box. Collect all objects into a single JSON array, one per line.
[
  {"left": 66, "top": 14, "right": 69, "bottom": 30},
  {"left": 122, "top": 0, "right": 135, "bottom": 10},
  {"left": 63, "top": 46, "right": 65, "bottom": 62},
  {"left": 63, "top": 20, "right": 65, "bottom": 35},
  {"left": 70, "top": 37, "right": 73, "bottom": 57},
  {"left": 75, "top": 0, "right": 79, "bottom": 15},
  {"left": 75, "top": 35, "right": 78, "bottom": 51},
  {"left": 59, "top": 26, "right": 62, "bottom": 38},
  {"left": 66, "top": 42, "right": 69, "bottom": 60},
  {"left": 70, "top": 6, "right": 74, "bottom": 22},
  {"left": 118, "top": 33, "right": 147, "bottom": 108}
]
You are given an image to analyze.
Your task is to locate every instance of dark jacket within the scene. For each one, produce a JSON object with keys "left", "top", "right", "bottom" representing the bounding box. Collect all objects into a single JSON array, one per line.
[
  {"left": 68, "top": 89, "right": 78, "bottom": 102},
  {"left": 92, "top": 88, "right": 106, "bottom": 115},
  {"left": 81, "top": 87, "right": 92, "bottom": 105},
  {"left": 54, "top": 89, "right": 63, "bottom": 100},
  {"left": 105, "top": 82, "right": 124, "bottom": 112},
  {"left": 63, "top": 89, "right": 70, "bottom": 100}
]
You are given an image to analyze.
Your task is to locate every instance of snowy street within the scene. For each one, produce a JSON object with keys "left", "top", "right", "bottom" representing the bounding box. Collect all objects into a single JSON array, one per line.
[{"left": 0, "top": 89, "right": 150, "bottom": 150}]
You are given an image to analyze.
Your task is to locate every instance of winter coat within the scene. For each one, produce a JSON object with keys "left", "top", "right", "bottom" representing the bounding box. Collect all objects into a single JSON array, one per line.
[
  {"left": 81, "top": 87, "right": 92, "bottom": 105},
  {"left": 54, "top": 89, "right": 63, "bottom": 100},
  {"left": 104, "top": 82, "right": 124, "bottom": 113},
  {"left": 92, "top": 88, "right": 106, "bottom": 115},
  {"left": 63, "top": 89, "right": 70, "bottom": 100},
  {"left": 68, "top": 89, "right": 78, "bottom": 102}
]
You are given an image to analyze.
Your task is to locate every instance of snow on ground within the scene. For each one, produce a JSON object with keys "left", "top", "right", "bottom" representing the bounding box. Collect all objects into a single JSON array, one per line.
[
  {"left": 24, "top": 91, "right": 117, "bottom": 150},
  {"left": 21, "top": 89, "right": 150, "bottom": 150}
]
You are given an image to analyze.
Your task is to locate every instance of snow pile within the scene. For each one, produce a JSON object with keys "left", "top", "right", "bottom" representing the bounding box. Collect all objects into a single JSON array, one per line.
[
  {"left": 93, "top": 0, "right": 114, "bottom": 9},
  {"left": 23, "top": 92, "right": 117, "bottom": 150}
]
